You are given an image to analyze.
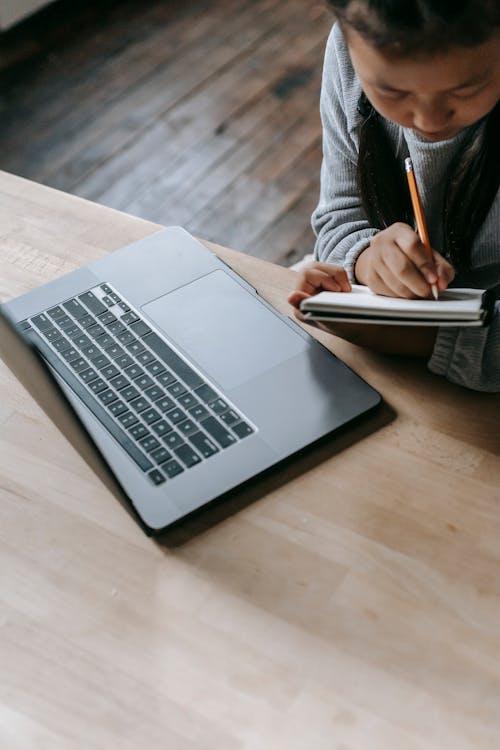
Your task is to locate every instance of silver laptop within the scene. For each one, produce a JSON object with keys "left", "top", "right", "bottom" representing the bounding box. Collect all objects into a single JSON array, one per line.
[{"left": 1, "top": 227, "right": 381, "bottom": 531}]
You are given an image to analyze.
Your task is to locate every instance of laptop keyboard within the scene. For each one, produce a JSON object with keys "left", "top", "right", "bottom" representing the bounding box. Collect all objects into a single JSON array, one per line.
[{"left": 19, "top": 283, "right": 254, "bottom": 486}]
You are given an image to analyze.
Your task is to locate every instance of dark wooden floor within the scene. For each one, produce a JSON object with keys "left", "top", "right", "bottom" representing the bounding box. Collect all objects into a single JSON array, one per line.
[{"left": 0, "top": 0, "right": 331, "bottom": 265}]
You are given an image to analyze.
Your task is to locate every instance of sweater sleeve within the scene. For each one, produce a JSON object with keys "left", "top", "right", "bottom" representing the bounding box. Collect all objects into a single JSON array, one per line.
[
  {"left": 428, "top": 298, "right": 500, "bottom": 392},
  {"left": 312, "top": 25, "right": 379, "bottom": 281}
]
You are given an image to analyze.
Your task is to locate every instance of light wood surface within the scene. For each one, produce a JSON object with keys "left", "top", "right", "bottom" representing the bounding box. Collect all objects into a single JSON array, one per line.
[{"left": 1, "top": 170, "right": 499, "bottom": 750}]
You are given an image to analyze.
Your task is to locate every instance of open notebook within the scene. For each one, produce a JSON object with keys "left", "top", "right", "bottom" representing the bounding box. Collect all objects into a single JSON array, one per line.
[{"left": 300, "top": 285, "right": 490, "bottom": 327}]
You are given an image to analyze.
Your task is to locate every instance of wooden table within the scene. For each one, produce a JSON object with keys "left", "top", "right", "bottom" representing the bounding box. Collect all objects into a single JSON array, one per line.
[{"left": 1, "top": 171, "right": 499, "bottom": 750}]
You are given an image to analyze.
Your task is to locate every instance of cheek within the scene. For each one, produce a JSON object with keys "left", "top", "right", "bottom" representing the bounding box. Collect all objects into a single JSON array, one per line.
[
  {"left": 364, "top": 93, "right": 411, "bottom": 126},
  {"left": 453, "top": 92, "right": 499, "bottom": 125}
]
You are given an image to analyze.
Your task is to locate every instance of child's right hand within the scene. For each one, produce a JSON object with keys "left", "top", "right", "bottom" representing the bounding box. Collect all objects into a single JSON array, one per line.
[{"left": 355, "top": 223, "right": 455, "bottom": 298}]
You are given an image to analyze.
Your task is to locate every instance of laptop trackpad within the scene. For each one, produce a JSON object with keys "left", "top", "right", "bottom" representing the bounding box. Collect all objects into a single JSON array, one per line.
[{"left": 142, "top": 270, "right": 306, "bottom": 390}]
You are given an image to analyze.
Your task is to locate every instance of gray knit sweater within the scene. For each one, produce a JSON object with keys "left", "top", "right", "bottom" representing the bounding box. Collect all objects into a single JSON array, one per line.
[{"left": 313, "top": 24, "right": 500, "bottom": 392}]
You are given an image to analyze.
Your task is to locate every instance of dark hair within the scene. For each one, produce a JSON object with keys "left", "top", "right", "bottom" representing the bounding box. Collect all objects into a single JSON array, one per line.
[{"left": 327, "top": 0, "right": 500, "bottom": 272}]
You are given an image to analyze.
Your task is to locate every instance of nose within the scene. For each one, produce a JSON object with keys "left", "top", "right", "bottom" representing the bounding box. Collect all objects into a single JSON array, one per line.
[{"left": 412, "top": 99, "right": 454, "bottom": 133}]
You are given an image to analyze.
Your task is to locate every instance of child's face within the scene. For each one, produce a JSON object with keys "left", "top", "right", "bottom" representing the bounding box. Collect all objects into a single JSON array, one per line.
[{"left": 345, "top": 28, "right": 500, "bottom": 141}]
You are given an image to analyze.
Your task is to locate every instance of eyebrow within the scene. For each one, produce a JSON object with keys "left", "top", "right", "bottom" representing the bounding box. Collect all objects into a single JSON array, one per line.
[{"left": 372, "top": 72, "right": 489, "bottom": 94}]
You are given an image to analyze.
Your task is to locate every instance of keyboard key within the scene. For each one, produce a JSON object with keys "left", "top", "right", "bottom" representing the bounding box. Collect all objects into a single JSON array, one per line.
[
  {"left": 73, "top": 333, "right": 92, "bottom": 349},
  {"left": 136, "top": 350, "right": 155, "bottom": 365},
  {"left": 117, "top": 331, "right": 135, "bottom": 346},
  {"left": 56, "top": 314, "right": 73, "bottom": 329},
  {"left": 109, "top": 292, "right": 122, "bottom": 303},
  {"left": 102, "top": 295, "right": 113, "bottom": 306},
  {"left": 174, "top": 444, "right": 202, "bottom": 468},
  {"left": 101, "top": 364, "right": 120, "bottom": 380},
  {"left": 144, "top": 385, "right": 165, "bottom": 402},
  {"left": 120, "top": 311, "right": 139, "bottom": 325},
  {"left": 127, "top": 340, "right": 146, "bottom": 356},
  {"left": 220, "top": 409, "right": 240, "bottom": 426},
  {"left": 124, "top": 363, "right": 145, "bottom": 379},
  {"left": 167, "top": 382, "right": 187, "bottom": 397},
  {"left": 144, "top": 360, "right": 165, "bottom": 376},
  {"left": 151, "top": 420, "right": 172, "bottom": 437},
  {"left": 148, "top": 469, "right": 166, "bottom": 486},
  {"left": 177, "top": 419, "right": 198, "bottom": 437},
  {"left": 166, "top": 407, "right": 188, "bottom": 425},
  {"left": 88, "top": 378, "right": 108, "bottom": 394},
  {"left": 118, "top": 302, "right": 130, "bottom": 312},
  {"left": 135, "top": 374, "right": 154, "bottom": 391},
  {"left": 129, "top": 423, "right": 149, "bottom": 440},
  {"left": 107, "top": 320, "right": 126, "bottom": 335},
  {"left": 80, "top": 344, "right": 102, "bottom": 361},
  {"left": 189, "top": 431, "right": 219, "bottom": 458},
  {"left": 61, "top": 347, "right": 80, "bottom": 363},
  {"left": 79, "top": 367, "right": 99, "bottom": 383},
  {"left": 97, "top": 333, "right": 114, "bottom": 348},
  {"left": 87, "top": 324, "right": 106, "bottom": 339},
  {"left": 79, "top": 291, "right": 108, "bottom": 315},
  {"left": 177, "top": 393, "right": 199, "bottom": 409},
  {"left": 121, "top": 385, "right": 140, "bottom": 402},
  {"left": 156, "top": 396, "right": 176, "bottom": 413},
  {"left": 97, "top": 389, "right": 118, "bottom": 406},
  {"left": 139, "top": 435, "right": 161, "bottom": 453},
  {"left": 31, "top": 313, "right": 52, "bottom": 331},
  {"left": 150, "top": 446, "right": 172, "bottom": 464},
  {"left": 109, "top": 374, "right": 130, "bottom": 391},
  {"left": 108, "top": 400, "right": 128, "bottom": 417},
  {"left": 41, "top": 327, "right": 60, "bottom": 342},
  {"left": 129, "top": 397, "right": 149, "bottom": 413},
  {"left": 69, "top": 357, "right": 88, "bottom": 372},
  {"left": 99, "top": 312, "right": 117, "bottom": 326},
  {"left": 144, "top": 332, "right": 204, "bottom": 389},
  {"left": 189, "top": 404, "right": 209, "bottom": 421},
  {"left": 142, "top": 408, "right": 161, "bottom": 425},
  {"left": 232, "top": 422, "right": 254, "bottom": 439},
  {"left": 52, "top": 337, "right": 72, "bottom": 353},
  {"left": 210, "top": 398, "right": 229, "bottom": 415},
  {"left": 63, "top": 298, "right": 87, "bottom": 319},
  {"left": 64, "top": 324, "right": 82, "bottom": 339},
  {"left": 47, "top": 305, "right": 65, "bottom": 320},
  {"left": 156, "top": 370, "right": 177, "bottom": 387},
  {"left": 130, "top": 320, "right": 152, "bottom": 337},
  {"left": 201, "top": 416, "right": 236, "bottom": 448},
  {"left": 79, "top": 315, "right": 95, "bottom": 329},
  {"left": 118, "top": 410, "right": 138, "bottom": 428},
  {"left": 100, "top": 284, "right": 112, "bottom": 294},
  {"left": 163, "top": 431, "right": 184, "bottom": 450},
  {"left": 93, "top": 354, "right": 112, "bottom": 370},
  {"left": 163, "top": 459, "right": 184, "bottom": 478},
  {"left": 195, "top": 383, "right": 219, "bottom": 403},
  {"left": 114, "top": 353, "right": 134, "bottom": 369},
  {"left": 105, "top": 344, "right": 126, "bottom": 360}
]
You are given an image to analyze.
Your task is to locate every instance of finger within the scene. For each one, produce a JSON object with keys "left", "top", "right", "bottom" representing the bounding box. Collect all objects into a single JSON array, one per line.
[
  {"left": 391, "top": 225, "right": 439, "bottom": 285},
  {"left": 287, "top": 290, "right": 310, "bottom": 310},
  {"left": 382, "top": 244, "right": 435, "bottom": 297},
  {"left": 297, "top": 268, "right": 346, "bottom": 296},
  {"left": 432, "top": 252, "right": 455, "bottom": 289},
  {"left": 369, "top": 268, "right": 407, "bottom": 298},
  {"left": 309, "top": 263, "right": 351, "bottom": 292},
  {"left": 378, "top": 263, "right": 428, "bottom": 298}
]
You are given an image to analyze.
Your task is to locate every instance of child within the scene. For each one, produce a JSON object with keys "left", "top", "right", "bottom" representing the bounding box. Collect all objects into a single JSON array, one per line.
[{"left": 288, "top": 0, "right": 499, "bottom": 391}]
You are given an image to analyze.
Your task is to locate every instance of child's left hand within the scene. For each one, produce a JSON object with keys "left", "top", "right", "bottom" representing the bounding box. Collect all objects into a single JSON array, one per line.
[{"left": 288, "top": 261, "right": 351, "bottom": 319}]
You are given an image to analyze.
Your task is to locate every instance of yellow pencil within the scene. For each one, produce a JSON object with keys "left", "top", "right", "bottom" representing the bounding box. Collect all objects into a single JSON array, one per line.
[{"left": 405, "top": 157, "right": 439, "bottom": 300}]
